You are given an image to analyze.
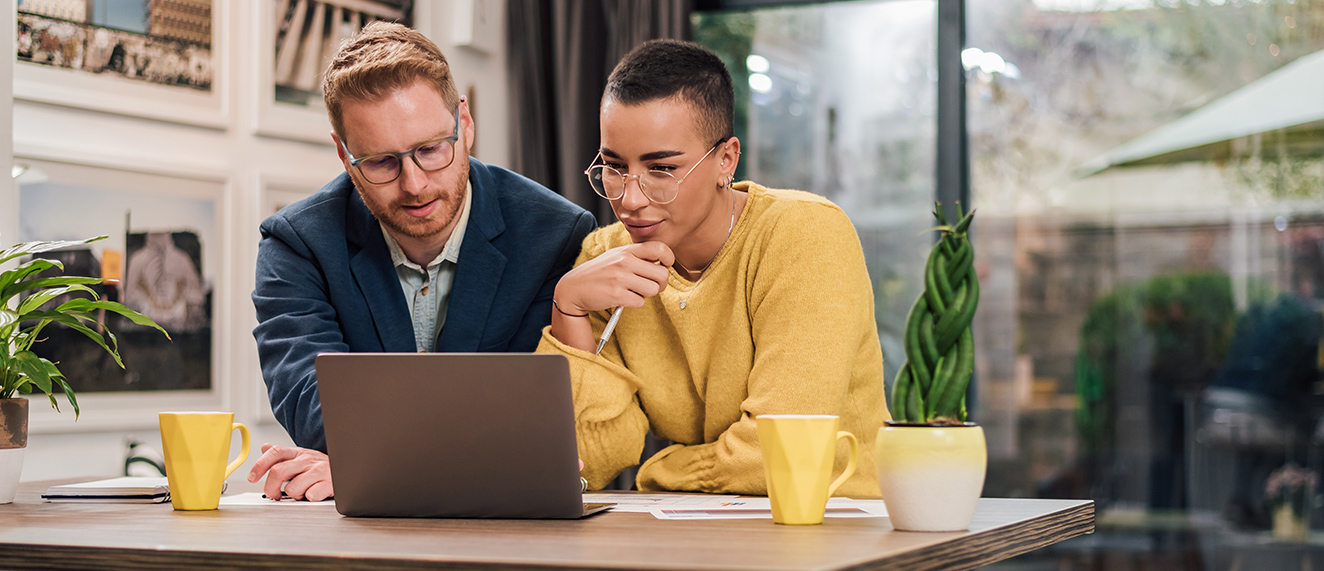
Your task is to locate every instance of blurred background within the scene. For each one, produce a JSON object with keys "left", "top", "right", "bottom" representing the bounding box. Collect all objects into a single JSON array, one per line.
[{"left": 690, "top": 0, "right": 1324, "bottom": 568}]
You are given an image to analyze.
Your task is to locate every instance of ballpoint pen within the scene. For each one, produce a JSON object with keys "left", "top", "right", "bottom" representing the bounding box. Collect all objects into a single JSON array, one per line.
[{"left": 595, "top": 306, "right": 624, "bottom": 355}]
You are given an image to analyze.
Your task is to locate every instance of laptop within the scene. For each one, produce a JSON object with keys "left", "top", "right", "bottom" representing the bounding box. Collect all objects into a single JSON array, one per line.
[{"left": 315, "top": 352, "right": 611, "bottom": 518}]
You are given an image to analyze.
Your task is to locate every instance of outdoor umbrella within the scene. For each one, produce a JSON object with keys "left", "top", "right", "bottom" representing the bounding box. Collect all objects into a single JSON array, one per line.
[{"left": 1076, "top": 48, "right": 1324, "bottom": 177}]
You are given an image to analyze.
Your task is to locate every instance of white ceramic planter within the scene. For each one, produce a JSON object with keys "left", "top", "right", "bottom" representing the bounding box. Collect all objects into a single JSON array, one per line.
[
  {"left": 0, "top": 448, "right": 23, "bottom": 504},
  {"left": 875, "top": 423, "right": 986, "bottom": 531}
]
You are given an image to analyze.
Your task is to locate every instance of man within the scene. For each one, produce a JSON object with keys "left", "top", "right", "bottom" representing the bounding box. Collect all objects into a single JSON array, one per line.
[{"left": 248, "top": 22, "right": 597, "bottom": 501}]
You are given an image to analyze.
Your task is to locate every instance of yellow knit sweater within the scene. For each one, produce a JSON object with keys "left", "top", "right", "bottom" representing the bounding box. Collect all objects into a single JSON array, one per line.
[{"left": 537, "top": 182, "right": 889, "bottom": 495}]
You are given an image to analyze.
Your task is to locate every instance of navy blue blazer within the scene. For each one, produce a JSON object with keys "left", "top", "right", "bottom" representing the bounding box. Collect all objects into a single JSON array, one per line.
[{"left": 252, "top": 158, "right": 597, "bottom": 451}]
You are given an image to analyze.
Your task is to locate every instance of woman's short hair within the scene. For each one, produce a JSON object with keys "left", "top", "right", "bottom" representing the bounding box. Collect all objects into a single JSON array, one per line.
[
  {"left": 322, "top": 21, "right": 460, "bottom": 141},
  {"left": 605, "top": 39, "right": 735, "bottom": 147}
]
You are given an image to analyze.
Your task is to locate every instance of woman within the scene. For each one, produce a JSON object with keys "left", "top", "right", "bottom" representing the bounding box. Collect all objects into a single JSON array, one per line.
[{"left": 538, "top": 39, "right": 888, "bottom": 495}]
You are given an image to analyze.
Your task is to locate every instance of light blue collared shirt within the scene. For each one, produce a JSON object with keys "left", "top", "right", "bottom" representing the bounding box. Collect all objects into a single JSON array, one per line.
[{"left": 381, "top": 182, "right": 473, "bottom": 352}]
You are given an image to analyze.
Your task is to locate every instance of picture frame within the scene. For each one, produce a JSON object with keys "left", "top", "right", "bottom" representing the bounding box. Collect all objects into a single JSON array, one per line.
[
  {"left": 14, "top": 2, "right": 230, "bottom": 129},
  {"left": 11, "top": 155, "right": 232, "bottom": 433},
  {"left": 252, "top": 0, "right": 409, "bottom": 143},
  {"left": 263, "top": 179, "right": 319, "bottom": 217}
]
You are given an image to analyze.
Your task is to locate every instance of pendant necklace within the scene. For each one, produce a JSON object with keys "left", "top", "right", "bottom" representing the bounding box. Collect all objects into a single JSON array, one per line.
[{"left": 674, "top": 186, "right": 736, "bottom": 309}]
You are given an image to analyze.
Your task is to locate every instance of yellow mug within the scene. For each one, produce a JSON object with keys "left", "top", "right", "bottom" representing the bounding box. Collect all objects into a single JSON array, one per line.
[
  {"left": 159, "top": 412, "right": 250, "bottom": 511},
  {"left": 757, "top": 414, "right": 859, "bottom": 525}
]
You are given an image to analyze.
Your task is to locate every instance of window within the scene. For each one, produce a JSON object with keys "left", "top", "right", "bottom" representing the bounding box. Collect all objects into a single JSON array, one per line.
[
  {"left": 701, "top": 0, "right": 1324, "bottom": 565},
  {"left": 696, "top": 0, "right": 939, "bottom": 383}
]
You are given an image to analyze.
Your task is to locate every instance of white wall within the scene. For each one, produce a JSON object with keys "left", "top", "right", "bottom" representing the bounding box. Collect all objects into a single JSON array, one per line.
[
  {"left": 11, "top": 0, "right": 511, "bottom": 482},
  {"left": 418, "top": 0, "right": 512, "bottom": 168},
  {"left": 3, "top": 0, "right": 14, "bottom": 245}
]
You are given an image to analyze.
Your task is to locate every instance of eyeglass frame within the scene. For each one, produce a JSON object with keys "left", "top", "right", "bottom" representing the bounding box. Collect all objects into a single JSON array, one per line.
[
  {"left": 339, "top": 101, "right": 464, "bottom": 185},
  {"left": 583, "top": 138, "right": 730, "bottom": 205}
]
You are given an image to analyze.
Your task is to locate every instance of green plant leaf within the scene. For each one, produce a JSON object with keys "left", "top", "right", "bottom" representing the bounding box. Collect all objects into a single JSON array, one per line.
[
  {"left": 0, "top": 308, "right": 17, "bottom": 332},
  {"left": 0, "top": 258, "right": 62, "bottom": 301},
  {"left": 17, "top": 285, "right": 99, "bottom": 314},
  {"left": 12, "top": 323, "right": 47, "bottom": 353},
  {"left": 0, "top": 237, "right": 107, "bottom": 266},
  {"left": 2, "top": 276, "right": 103, "bottom": 304},
  {"left": 55, "top": 299, "right": 170, "bottom": 340},
  {"left": 13, "top": 350, "right": 53, "bottom": 395},
  {"left": 0, "top": 369, "right": 20, "bottom": 399},
  {"left": 52, "top": 375, "right": 79, "bottom": 418},
  {"left": 20, "top": 312, "right": 126, "bottom": 368}
]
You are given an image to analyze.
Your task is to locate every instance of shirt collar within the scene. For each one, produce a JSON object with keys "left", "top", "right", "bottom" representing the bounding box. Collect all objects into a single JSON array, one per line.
[{"left": 381, "top": 180, "right": 473, "bottom": 271}]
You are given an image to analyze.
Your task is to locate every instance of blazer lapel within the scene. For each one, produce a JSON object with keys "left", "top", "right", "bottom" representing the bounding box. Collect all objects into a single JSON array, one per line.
[
  {"left": 345, "top": 186, "right": 415, "bottom": 352},
  {"left": 437, "top": 159, "right": 507, "bottom": 351},
  {"left": 438, "top": 238, "right": 506, "bottom": 351}
]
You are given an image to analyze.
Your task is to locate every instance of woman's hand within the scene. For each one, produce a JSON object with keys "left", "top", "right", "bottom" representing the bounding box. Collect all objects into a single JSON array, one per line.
[{"left": 550, "top": 241, "right": 675, "bottom": 351}]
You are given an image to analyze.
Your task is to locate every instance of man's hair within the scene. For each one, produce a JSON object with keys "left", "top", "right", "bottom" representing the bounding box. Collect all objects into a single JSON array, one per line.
[
  {"left": 604, "top": 39, "right": 734, "bottom": 146},
  {"left": 323, "top": 21, "right": 460, "bottom": 141}
]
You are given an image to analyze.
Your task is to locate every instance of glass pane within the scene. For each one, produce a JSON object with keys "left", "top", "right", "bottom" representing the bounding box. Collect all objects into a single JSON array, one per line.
[
  {"left": 970, "top": 0, "right": 1324, "bottom": 566},
  {"left": 695, "top": 0, "right": 939, "bottom": 386}
]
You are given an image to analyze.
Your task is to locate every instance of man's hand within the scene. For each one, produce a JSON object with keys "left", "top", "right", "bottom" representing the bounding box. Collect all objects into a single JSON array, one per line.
[{"left": 246, "top": 443, "right": 333, "bottom": 501}]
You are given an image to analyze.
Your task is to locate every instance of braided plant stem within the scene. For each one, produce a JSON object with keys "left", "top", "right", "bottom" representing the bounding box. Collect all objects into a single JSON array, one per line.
[{"left": 891, "top": 205, "right": 978, "bottom": 424}]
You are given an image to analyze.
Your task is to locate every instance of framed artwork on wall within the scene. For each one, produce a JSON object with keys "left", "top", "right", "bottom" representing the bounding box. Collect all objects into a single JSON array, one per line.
[
  {"left": 11, "top": 157, "right": 230, "bottom": 432},
  {"left": 253, "top": 0, "right": 410, "bottom": 143},
  {"left": 14, "top": 0, "right": 229, "bottom": 128}
]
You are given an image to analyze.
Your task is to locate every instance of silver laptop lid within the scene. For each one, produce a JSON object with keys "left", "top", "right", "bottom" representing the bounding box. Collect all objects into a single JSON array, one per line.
[{"left": 316, "top": 353, "right": 585, "bottom": 518}]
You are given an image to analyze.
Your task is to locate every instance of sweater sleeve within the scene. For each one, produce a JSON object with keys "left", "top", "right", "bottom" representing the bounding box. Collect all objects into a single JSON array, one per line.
[
  {"left": 534, "top": 229, "right": 652, "bottom": 490},
  {"left": 634, "top": 202, "right": 880, "bottom": 494},
  {"left": 536, "top": 326, "right": 650, "bottom": 490}
]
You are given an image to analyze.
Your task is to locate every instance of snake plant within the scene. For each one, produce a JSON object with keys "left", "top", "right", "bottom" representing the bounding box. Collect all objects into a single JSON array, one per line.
[{"left": 891, "top": 203, "right": 979, "bottom": 425}]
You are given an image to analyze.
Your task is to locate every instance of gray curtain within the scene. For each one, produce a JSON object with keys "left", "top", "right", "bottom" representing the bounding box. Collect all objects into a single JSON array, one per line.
[
  {"left": 508, "top": 0, "right": 693, "bottom": 225},
  {"left": 507, "top": 0, "right": 692, "bottom": 490}
]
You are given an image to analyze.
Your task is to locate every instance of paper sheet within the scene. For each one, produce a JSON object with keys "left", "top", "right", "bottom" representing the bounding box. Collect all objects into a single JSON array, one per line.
[
  {"left": 647, "top": 497, "right": 888, "bottom": 520},
  {"left": 218, "top": 492, "right": 337, "bottom": 506}
]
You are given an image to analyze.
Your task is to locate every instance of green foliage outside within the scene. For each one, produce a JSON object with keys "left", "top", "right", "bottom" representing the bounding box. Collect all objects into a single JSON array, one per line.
[
  {"left": 1075, "top": 273, "right": 1242, "bottom": 454},
  {"left": 692, "top": 11, "right": 754, "bottom": 183}
]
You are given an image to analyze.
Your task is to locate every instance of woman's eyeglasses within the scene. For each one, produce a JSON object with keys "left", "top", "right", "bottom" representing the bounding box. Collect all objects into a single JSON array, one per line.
[{"left": 584, "top": 140, "right": 726, "bottom": 205}]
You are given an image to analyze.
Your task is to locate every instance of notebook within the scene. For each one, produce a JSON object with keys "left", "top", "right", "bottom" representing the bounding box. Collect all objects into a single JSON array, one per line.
[
  {"left": 41, "top": 477, "right": 225, "bottom": 503},
  {"left": 315, "top": 352, "right": 611, "bottom": 518}
]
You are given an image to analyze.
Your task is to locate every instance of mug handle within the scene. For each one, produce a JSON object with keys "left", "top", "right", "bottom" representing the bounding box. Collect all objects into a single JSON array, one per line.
[
  {"left": 826, "top": 431, "right": 859, "bottom": 497},
  {"left": 223, "top": 423, "right": 251, "bottom": 480}
]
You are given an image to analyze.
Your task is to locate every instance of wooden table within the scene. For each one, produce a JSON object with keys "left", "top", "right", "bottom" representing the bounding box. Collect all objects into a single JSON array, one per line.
[{"left": 0, "top": 480, "right": 1093, "bottom": 570}]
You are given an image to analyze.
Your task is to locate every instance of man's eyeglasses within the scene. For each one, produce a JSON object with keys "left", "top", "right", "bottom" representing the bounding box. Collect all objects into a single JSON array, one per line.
[
  {"left": 341, "top": 102, "right": 462, "bottom": 185},
  {"left": 584, "top": 139, "right": 727, "bottom": 205}
]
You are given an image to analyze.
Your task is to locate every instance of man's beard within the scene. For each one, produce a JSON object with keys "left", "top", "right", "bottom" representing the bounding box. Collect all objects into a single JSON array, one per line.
[{"left": 355, "top": 158, "right": 468, "bottom": 241}]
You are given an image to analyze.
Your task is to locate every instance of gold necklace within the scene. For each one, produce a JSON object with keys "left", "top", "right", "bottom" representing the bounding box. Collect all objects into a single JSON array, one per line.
[{"left": 674, "top": 187, "right": 736, "bottom": 309}]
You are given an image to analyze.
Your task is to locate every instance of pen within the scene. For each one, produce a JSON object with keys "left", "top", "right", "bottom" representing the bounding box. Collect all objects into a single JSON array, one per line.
[{"left": 595, "top": 306, "right": 624, "bottom": 355}]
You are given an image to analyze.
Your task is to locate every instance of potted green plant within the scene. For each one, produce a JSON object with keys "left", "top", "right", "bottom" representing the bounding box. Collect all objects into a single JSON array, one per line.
[
  {"left": 875, "top": 203, "right": 987, "bottom": 531},
  {"left": 0, "top": 237, "right": 168, "bottom": 503}
]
